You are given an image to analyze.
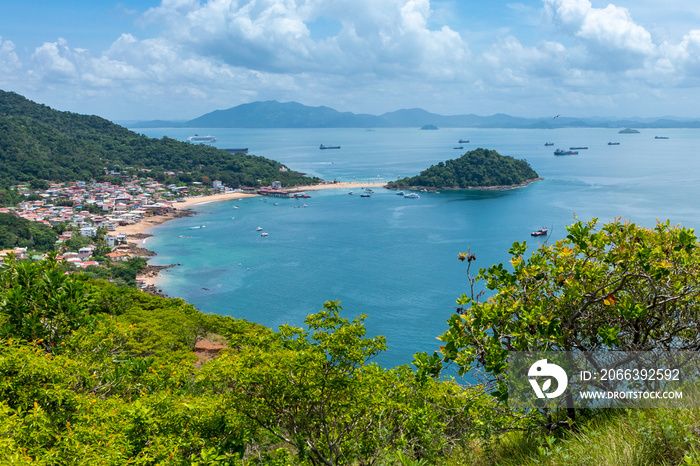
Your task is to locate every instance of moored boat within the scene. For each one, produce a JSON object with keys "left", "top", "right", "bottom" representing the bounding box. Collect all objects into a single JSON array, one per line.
[
  {"left": 459, "top": 139, "right": 469, "bottom": 143},
  {"left": 570, "top": 146, "right": 588, "bottom": 150},
  {"left": 655, "top": 136, "right": 669, "bottom": 139},
  {"left": 320, "top": 144, "right": 341, "bottom": 149},
  {"left": 608, "top": 142, "right": 620, "bottom": 145},
  {"left": 545, "top": 142, "right": 554, "bottom": 146},
  {"left": 187, "top": 134, "right": 216, "bottom": 143},
  {"left": 404, "top": 193, "right": 420, "bottom": 199},
  {"left": 554, "top": 149, "right": 578, "bottom": 155},
  {"left": 531, "top": 227, "right": 548, "bottom": 237}
]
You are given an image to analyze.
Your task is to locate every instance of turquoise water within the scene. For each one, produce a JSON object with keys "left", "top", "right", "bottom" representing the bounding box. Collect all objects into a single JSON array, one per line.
[{"left": 134, "top": 127, "right": 700, "bottom": 367}]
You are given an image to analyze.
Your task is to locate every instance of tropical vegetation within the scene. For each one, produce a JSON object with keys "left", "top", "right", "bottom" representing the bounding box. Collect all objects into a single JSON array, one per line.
[
  {"left": 0, "top": 90, "right": 319, "bottom": 190},
  {"left": 387, "top": 148, "right": 539, "bottom": 189},
  {"left": 3, "top": 218, "right": 700, "bottom": 464}
]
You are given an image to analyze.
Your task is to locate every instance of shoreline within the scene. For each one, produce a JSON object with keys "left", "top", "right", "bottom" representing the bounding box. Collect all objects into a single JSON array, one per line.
[
  {"left": 127, "top": 181, "right": 387, "bottom": 292},
  {"left": 384, "top": 177, "right": 543, "bottom": 192}
]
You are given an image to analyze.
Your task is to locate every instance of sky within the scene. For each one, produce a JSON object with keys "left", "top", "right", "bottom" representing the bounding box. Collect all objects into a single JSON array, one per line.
[{"left": 2, "top": 0, "right": 700, "bottom": 121}]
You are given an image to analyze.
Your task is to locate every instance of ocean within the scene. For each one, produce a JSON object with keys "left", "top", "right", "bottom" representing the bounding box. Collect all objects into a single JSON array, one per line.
[{"left": 132, "top": 126, "right": 700, "bottom": 367}]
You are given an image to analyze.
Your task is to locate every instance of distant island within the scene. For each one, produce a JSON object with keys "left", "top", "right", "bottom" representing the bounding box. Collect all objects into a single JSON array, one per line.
[
  {"left": 619, "top": 128, "right": 641, "bottom": 133},
  {"left": 130, "top": 100, "right": 700, "bottom": 129},
  {"left": 420, "top": 124, "right": 438, "bottom": 130},
  {"left": 387, "top": 148, "right": 540, "bottom": 190}
]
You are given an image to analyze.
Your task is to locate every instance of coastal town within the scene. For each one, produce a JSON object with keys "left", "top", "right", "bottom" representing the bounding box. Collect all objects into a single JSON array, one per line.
[
  {"left": 0, "top": 175, "right": 227, "bottom": 288},
  {"left": 0, "top": 175, "right": 385, "bottom": 291}
]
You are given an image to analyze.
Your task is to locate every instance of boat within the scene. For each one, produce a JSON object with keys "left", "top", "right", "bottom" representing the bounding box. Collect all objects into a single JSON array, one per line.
[
  {"left": 459, "top": 139, "right": 469, "bottom": 143},
  {"left": 404, "top": 193, "right": 420, "bottom": 199},
  {"left": 396, "top": 191, "right": 405, "bottom": 196},
  {"left": 655, "top": 136, "right": 669, "bottom": 139},
  {"left": 420, "top": 188, "right": 428, "bottom": 192},
  {"left": 364, "top": 189, "right": 374, "bottom": 193},
  {"left": 554, "top": 149, "right": 578, "bottom": 155},
  {"left": 608, "top": 142, "right": 620, "bottom": 145},
  {"left": 544, "top": 142, "right": 554, "bottom": 146},
  {"left": 348, "top": 191, "right": 355, "bottom": 195},
  {"left": 320, "top": 144, "right": 341, "bottom": 149},
  {"left": 261, "top": 232, "right": 268, "bottom": 237},
  {"left": 256, "top": 227, "right": 263, "bottom": 231},
  {"left": 454, "top": 146, "right": 463, "bottom": 150},
  {"left": 360, "top": 193, "right": 371, "bottom": 197},
  {"left": 531, "top": 227, "right": 548, "bottom": 237},
  {"left": 224, "top": 148, "right": 249, "bottom": 154},
  {"left": 570, "top": 146, "right": 588, "bottom": 150},
  {"left": 187, "top": 134, "right": 216, "bottom": 143},
  {"left": 293, "top": 193, "right": 311, "bottom": 198}
]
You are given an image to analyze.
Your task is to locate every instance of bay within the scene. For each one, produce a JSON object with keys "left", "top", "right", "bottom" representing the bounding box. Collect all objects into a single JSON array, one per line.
[{"left": 132, "top": 126, "right": 700, "bottom": 367}]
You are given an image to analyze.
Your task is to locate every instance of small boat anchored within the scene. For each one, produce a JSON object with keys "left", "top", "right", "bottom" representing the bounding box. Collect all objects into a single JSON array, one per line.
[
  {"left": 320, "top": 144, "right": 341, "bottom": 149},
  {"left": 459, "top": 139, "right": 469, "bottom": 143},
  {"left": 554, "top": 149, "right": 578, "bottom": 156},
  {"left": 544, "top": 142, "right": 554, "bottom": 146},
  {"left": 608, "top": 142, "right": 620, "bottom": 145},
  {"left": 531, "top": 227, "right": 548, "bottom": 237},
  {"left": 404, "top": 193, "right": 420, "bottom": 199}
]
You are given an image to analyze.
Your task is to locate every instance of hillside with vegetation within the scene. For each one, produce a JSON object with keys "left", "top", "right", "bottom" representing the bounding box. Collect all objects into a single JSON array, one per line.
[
  {"left": 4, "top": 219, "right": 700, "bottom": 464},
  {"left": 387, "top": 148, "right": 540, "bottom": 189},
  {"left": 0, "top": 212, "right": 59, "bottom": 251},
  {"left": 0, "top": 90, "right": 319, "bottom": 189}
]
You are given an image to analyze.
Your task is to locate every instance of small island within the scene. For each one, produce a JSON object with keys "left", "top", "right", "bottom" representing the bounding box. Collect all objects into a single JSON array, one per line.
[
  {"left": 387, "top": 147, "right": 541, "bottom": 190},
  {"left": 420, "top": 124, "right": 438, "bottom": 130},
  {"left": 618, "top": 128, "right": 640, "bottom": 133}
]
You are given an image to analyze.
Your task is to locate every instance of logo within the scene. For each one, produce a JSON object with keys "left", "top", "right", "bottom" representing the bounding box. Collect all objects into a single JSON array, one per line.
[{"left": 528, "top": 359, "right": 568, "bottom": 399}]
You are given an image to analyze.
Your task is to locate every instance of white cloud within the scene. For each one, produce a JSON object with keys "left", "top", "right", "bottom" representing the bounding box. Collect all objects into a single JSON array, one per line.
[
  {"left": 31, "top": 38, "right": 78, "bottom": 81},
  {"left": 6, "top": 0, "right": 700, "bottom": 119},
  {"left": 0, "top": 37, "right": 21, "bottom": 71},
  {"left": 543, "top": 0, "right": 655, "bottom": 69},
  {"left": 140, "top": 0, "right": 470, "bottom": 79}
]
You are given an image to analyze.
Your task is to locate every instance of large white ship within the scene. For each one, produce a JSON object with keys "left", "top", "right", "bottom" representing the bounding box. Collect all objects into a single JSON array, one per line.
[{"left": 187, "top": 134, "right": 217, "bottom": 143}]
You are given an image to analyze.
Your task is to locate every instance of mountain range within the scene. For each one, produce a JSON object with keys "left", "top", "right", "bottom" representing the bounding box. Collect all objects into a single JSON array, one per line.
[{"left": 131, "top": 101, "right": 700, "bottom": 129}]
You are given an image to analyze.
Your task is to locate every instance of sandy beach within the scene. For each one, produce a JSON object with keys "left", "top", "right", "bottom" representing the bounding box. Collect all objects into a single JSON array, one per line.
[
  {"left": 114, "top": 181, "right": 386, "bottom": 238},
  {"left": 122, "top": 181, "right": 387, "bottom": 291}
]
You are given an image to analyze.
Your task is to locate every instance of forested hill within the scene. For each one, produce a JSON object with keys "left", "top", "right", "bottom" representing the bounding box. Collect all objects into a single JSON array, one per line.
[
  {"left": 0, "top": 90, "right": 318, "bottom": 188},
  {"left": 387, "top": 148, "right": 540, "bottom": 189}
]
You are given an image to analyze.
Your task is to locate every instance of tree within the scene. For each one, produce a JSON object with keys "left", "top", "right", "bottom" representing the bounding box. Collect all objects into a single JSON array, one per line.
[
  {"left": 202, "top": 301, "right": 477, "bottom": 465},
  {"left": 0, "top": 253, "right": 94, "bottom": 352},
  {"left": 415, "top": 218, "right": 700, "bottom": 409}
]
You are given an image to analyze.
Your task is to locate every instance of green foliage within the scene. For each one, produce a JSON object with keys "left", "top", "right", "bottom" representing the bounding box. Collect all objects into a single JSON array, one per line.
[
  {"left": 0, "top": 253, "right": 94, "bottom": 352},
  {"left": 0, "top": 212, "right": 58, "bottom": 252},
  {"left": 200, "top": 301, "right": 480, "bottom": 465},
  {"left": 0, "top": 90, "right": 320, "bottom": 190},
  {"left": 0, "top": 262, "right": 481, "bottom": 465},
  {"left": 416, "top": 218, "right": 700, "bottom": 412},
  {"left": 387, "top": 148, "right": 539, "bottom": 189}
]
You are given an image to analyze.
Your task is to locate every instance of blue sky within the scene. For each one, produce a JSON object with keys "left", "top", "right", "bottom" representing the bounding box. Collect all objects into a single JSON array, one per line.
[{"left": 1, "top": 0, "right": 700, "bottom": 121}]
